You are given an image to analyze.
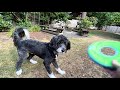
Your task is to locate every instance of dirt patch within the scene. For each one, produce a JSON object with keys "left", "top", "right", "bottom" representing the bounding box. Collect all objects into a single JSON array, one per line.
[
  {"left": 0, "top": 32, "right": 11, "bottom": 42},
  {"left": 30, "top": 32, "right": 53, "bottom": 41},
  {"left": 101, "top": 47, "right": 115, "bottom": 56}
]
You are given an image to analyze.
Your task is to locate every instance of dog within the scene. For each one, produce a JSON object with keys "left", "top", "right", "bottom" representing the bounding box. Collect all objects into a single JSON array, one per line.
[{"left": 13, "top": 27, "right": 71, "bottom": 78}]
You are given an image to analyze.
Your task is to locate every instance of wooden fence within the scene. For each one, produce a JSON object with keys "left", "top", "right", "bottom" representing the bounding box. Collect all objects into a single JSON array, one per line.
[{"left": 102, "top": 26, "right": 120, "bottom": 35}]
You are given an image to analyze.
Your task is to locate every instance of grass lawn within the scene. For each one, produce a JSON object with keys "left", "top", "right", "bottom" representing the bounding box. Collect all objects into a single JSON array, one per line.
[{"left": 0, "top": 30, "right": 120, "bottom": 78}]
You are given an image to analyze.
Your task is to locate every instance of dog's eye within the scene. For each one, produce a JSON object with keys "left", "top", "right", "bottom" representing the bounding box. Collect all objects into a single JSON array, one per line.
[
  {"left": 58, "top": 42, "right": 61, "bottom": 44},
  {"left": 57, "top": 41, "right": 61, "bottom": 44}
]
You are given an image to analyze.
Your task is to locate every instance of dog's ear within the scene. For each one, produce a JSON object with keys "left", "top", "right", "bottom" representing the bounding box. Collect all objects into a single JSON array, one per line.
[
  {"left": 49, "top": 36, "right": 58, "bottom": 48},
  {"left": 67, "top": 40, "right": 71, "bottom": 50}
]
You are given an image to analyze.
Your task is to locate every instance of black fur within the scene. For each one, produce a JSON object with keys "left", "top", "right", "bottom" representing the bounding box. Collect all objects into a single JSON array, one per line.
[{"left": 13, "top": 28, "right": 71, "bottom": 75}]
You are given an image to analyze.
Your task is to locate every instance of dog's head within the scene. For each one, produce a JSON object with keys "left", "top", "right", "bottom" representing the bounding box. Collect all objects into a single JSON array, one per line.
[{"left": 50, "top": 35, "right": 71, "bottom": 53}]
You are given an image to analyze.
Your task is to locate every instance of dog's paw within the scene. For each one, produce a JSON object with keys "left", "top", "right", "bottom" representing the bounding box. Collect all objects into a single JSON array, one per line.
[
  {"left": 30, "top": 59, "right": 37, "bottom": 64},
  {"left": 55, "top": 68, "right": 66, "bottom": 75},
  {"left": 47, "top": 72, "right": 56, "bottom": 78},
  {"left": 112, "top": 60, "right": 120, "bottom": 68},
  {"left": 16, "top": 69, "right": 22, "bottom": 75}
]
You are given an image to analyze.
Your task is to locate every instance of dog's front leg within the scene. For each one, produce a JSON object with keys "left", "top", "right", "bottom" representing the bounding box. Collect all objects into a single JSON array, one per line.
[
  {"left": 52, "top": 59, "right": 66, "bottom": 75},
  {"left": 16, "top": 58, "right": 23, "bottom": 76},
  {"left": 43, "top": 61, "right": 56, "bottom": 78},
  {"left": 16, "top": 50, "right": 27, "bottom": 76}
]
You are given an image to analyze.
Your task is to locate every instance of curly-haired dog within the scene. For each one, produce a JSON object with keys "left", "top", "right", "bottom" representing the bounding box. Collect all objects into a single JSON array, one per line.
[{"left": 13, "top": 27, "right": 71, "bottom": 78}]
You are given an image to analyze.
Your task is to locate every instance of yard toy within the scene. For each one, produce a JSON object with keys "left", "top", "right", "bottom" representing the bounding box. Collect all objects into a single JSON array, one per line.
[{"left": 88, "top": 40, "right": 120, "bottom": 69}]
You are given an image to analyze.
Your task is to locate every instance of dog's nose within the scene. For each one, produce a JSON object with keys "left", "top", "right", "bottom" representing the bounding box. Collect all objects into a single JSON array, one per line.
[{"left": 62, "top": 49, "right": 65, "bottom": 52}]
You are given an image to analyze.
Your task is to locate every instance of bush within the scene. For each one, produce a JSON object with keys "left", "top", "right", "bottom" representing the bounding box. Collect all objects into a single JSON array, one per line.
[
  {"left": 0, "top": 14, "right": 12, "bottom": 31},
  {"left": 17, "top": 20, "right": 32, "bottom": 28},
  {"left": 78, "top": 17, "right": 92, "bottom": 36},
  {"left": 29, "top": 25, "right": 41, "bottom": 32},
  {"left": 7, "top": 24, "right": 41, "bottom": 37},
  {"left": 79, "top": 17, "right": 93, "bottom": 29},
  {"left": 88, "top": 17, "right": 98, "bottom": 26},
  {"left": 7, "top": 27, "right": 16, "bottom": 37}
]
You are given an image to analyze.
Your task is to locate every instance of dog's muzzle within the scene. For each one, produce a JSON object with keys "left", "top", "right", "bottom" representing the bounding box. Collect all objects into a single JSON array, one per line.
[
  {"left": 57, "top": 44, "right": 66, "bottom": 53},
  {"left": 61, "top": 48, "right": 66, "bottom": 53}
]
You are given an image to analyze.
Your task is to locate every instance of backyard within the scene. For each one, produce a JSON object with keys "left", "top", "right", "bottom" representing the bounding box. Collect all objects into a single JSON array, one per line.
[{"left": 0, "top": 30, "right": 120, "bottom": 78}]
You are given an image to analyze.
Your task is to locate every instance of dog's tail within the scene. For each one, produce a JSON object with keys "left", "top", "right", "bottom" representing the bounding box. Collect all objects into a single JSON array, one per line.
[
  {"left": 13, "top": 27, "right": 30, "bottom": 46},
  {"left": 22, "top": 28, "right": 30, "bottom": 40}
]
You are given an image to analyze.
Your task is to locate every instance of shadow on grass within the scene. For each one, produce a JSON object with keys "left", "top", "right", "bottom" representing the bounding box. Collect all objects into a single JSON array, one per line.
[{"left": 89, "top": 30, "right": 120, "bottom": 40}]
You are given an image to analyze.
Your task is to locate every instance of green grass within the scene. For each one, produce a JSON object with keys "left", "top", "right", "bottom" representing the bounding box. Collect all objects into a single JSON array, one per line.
[{"left": 0, "top": 41, "right": 17, "bottom": 77}]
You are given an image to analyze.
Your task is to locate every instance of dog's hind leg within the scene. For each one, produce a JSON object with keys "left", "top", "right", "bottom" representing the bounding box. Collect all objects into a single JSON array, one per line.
[
  {"left": 27, "top": 53, "right": 37, "bottom": 64},
  {"left": 43, "top": 61, "right": 56, "bottom": 78},
  {"left": 52, "top": 59, "right": 66, "bottom": 75},
  {"left": 16, "top": 50, "right": 27, "bottom": 75}
]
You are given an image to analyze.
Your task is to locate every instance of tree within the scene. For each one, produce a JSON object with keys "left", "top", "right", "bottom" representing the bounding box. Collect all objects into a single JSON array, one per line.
[
  {"left": 87, "top": 12, "right": 120, "bottom": 29},
  {"left": 0, "top": 12, "right": 71, "bottom": 31}
]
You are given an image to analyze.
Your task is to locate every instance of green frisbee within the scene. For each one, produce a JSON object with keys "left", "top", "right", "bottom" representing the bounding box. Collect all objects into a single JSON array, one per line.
[{"left": 88, "top": 40, "right": 120, "bottom": 69}]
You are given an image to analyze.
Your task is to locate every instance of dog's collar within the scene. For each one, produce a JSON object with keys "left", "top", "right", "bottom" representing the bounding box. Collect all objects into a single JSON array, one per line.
[{"left": 48, "top": 43, "right": 58, "bottom": 56}]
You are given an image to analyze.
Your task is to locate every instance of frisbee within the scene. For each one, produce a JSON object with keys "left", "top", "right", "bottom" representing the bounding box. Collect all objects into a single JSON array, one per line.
[{"left": 88, "top": 40, "right": 120, "bottom": 69}]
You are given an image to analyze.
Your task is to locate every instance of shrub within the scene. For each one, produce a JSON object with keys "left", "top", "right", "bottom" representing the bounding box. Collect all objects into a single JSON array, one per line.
[
  {"left": 78, "top": 16, "right": 92, "bottom": 36},
  {"left": 7, "top": 27, "right": 16, "bottom": 37},
  {"left": 0, "top": 14, "right": 12, "bottom": 31},
  {"left": 8, "top": 24, "right": 41, "bottom": 37},
  {"left": 88, "top": 17, "right": 98, "bottom": 26},
  {"left": 79, "top": 17, "right": 93, "bottom": 29},
  {"left": 29, "top": 25, "right": 41, "bottom": 32},
  {"left": 17, "top": 20, "right": 32, "bottom": 28}
]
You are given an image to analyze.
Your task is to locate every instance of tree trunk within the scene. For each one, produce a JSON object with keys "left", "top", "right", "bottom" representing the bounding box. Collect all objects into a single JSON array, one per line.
[
  {"left": 39, "top": 12, "right": 40, "bottom": 25},
  {"left": 26, "top": 12, "right": 28, "bottom": 22},
  {"left": 34, "top": 12, "right": 35, "bottom": 24},
  {"left": 81, "top": 12, "right": 87, "bottom": 19}
]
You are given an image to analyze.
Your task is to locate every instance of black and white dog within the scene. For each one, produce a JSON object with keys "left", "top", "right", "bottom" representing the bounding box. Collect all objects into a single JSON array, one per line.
[{"left": 13, "top": 27, "right": 71, "bottom": 78}]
